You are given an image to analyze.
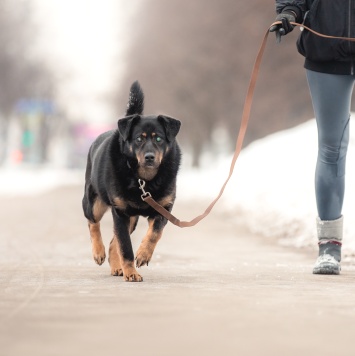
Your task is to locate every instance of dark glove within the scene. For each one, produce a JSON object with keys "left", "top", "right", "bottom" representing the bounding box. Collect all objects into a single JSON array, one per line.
[{"left": 269, "top": 12, "right": 296, "bottom": 42}]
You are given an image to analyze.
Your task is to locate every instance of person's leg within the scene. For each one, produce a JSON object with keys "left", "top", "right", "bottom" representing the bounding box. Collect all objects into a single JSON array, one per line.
[{"left": 306, "top": 70, "right": 354, "bottom": 274}]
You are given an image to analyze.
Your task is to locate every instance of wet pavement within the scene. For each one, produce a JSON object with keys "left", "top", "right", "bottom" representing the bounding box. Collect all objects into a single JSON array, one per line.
[{"left": 1, "top": 186, "right": 355, "bottom": 356}]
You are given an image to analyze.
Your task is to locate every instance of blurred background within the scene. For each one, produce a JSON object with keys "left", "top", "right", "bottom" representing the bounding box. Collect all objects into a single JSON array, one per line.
[{"left": 0, "top": 0, "right": 343, "bottom": 170}]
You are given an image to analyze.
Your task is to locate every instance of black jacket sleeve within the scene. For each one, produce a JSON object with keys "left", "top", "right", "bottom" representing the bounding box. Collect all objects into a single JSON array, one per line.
[{"left": 275, "top": 1, "right": 308, "bottom": 23}]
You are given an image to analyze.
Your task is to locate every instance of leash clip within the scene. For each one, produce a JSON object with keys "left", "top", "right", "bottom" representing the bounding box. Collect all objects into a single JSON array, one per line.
[{"left": 138, "top": 179, "right": 152, "bottom": 201}]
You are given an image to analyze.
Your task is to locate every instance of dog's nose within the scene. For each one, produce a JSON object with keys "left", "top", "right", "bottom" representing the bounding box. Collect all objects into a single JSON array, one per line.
[{"left": 144, "top": 153, "right": 155, "bottom": 163}]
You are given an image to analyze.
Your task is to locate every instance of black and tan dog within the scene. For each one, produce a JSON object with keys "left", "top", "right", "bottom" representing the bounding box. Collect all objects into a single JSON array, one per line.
[{"left": 82, "top": 81, "right": 181, "bottom": 282}]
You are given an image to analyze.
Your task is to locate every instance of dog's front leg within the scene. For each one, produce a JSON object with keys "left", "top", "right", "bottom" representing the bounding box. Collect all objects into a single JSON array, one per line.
[
  {"left": 111, "top": 208, "right": 143, "bottom": 282},
  {"left": 109, "top": 216, "right": 139, "bottom": 276},
  {"left": 136, "top": 215, "right": 167, "bottom": 268},
  {"left": 88, "top": 221, "right": 106, "bottom": 265}
]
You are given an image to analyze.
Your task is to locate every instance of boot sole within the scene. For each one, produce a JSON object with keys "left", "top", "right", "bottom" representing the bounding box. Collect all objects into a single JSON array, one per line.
[{"left": 313, "top": 265, "right": 340, "bottom": 275}]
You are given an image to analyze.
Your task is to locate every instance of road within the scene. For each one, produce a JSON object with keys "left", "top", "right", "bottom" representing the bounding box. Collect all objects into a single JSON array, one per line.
[{"left": 1, "top": 185, "right": 355, "bottom": 356}]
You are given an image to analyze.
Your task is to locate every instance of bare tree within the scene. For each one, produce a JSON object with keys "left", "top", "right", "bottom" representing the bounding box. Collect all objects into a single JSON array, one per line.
[
  {"left": 115, "top": 0, "right": 315, "bottom": 166},
  {"left": 0, "top": 0, "right": 55, "bottom": 164}
]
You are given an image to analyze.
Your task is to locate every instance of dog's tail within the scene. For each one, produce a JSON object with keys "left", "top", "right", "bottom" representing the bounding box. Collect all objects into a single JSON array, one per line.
[{"left": 126, "top": 81, "right": 144, "bottom": 116}]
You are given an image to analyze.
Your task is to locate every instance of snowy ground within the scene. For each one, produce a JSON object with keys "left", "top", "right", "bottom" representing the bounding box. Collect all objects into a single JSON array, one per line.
[
  {"left": 1, "top": 119, "right": 355, "bottom": 258},
  {"left": 178, "top": 119, "right": 355, "bottom": 260}
]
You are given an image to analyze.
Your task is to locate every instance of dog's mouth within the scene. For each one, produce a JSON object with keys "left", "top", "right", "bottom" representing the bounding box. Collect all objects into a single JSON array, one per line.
[{"left": 143, "top": 161, "right": 157, "bottom": 168}]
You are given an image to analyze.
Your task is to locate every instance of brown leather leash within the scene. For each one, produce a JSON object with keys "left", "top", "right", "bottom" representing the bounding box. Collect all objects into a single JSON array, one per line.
[{"left": 139, "top": 21, "right": 355, "bottom": 228}]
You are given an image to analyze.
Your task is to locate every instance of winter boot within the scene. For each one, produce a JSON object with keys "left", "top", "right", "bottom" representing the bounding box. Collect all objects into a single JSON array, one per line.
[{"left": 313, "top": 216, "right": 343, "bottom": 275}]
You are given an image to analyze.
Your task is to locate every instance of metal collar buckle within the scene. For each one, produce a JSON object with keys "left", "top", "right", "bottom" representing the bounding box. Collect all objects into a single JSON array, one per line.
[{"left": 138, "top": 179, "right": 152, "bottom": 201}]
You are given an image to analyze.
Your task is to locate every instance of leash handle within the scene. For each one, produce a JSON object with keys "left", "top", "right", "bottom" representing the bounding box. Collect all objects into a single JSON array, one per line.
[{"left": 144, "top": 22, "right": 355, "bottom": 228}]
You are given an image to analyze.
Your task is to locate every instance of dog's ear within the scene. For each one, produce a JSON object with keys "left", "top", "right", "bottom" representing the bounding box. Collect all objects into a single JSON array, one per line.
[
  {"left": 157, "top": 115, "right": 181, "bottom": 142},
  {"left": 117, "top": 114, "right": 141, "bottom": 141}
]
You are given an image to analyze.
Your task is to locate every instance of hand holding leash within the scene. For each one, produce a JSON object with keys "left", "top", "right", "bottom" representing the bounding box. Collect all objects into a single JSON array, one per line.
[{"left": 269, "top": 12, "right": 296, "bottom": 42}]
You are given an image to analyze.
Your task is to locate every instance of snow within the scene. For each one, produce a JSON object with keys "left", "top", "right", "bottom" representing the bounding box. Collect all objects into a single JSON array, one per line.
[
  {"left": 0, "top": 167, "right": 82, "bottom": 196},
  {"left": 1, "top": 119, "right": 355, "bottom": 259},
  {"left": 177, "top": 119, "right": 355, "bottom": 259}
]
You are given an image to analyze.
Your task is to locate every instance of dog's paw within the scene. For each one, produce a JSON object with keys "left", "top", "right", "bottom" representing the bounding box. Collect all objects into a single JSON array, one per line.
[
  {"left": 92, "top": 243, "right": 106, "bottom": 265},
  {"left": 135, "top": 254, "right": 150, "bottom": 268},
  {"left": 135, "top": 246, "right": 153, "bottom": 268},
  {"left": 124, "top": 271, "right": 143, "bottom": 282},
  {"left": 111, "top": 267, "right": 123, "bottom": 276},
  {"left": 108, "top": 245, "right": 122, "bottom": 276},
  {"left": 122, "top": 264, "right": 143, "bottom": 282},
  {"left": 93, "top": 252, "right": 106, "bottom": 265}
]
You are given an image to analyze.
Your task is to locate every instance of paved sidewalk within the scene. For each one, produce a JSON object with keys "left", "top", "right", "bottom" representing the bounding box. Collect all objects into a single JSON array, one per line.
[{"left": 1, "top": 186, "right": 355, "bottom": 356}]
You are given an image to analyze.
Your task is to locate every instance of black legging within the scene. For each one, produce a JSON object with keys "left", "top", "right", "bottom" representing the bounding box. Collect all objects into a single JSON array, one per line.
[{"left": 306, "top": 70, "right": 353, "bottom": 221}]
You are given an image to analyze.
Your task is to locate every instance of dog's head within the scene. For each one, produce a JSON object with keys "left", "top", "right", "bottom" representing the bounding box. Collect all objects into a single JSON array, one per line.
[{"left": 118, "top": 114, "right": 181, "bottom": 181}]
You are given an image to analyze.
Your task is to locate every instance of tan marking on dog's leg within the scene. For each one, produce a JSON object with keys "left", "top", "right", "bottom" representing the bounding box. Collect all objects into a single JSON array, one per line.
[
  {"left": 129, "top": 216, "right": 139, "bottom": 234},
  {"left": 112, "top": 197, "right": 127, "bottom": 210},
  {"left": 93, "top": 198, "right": 108, "bottom": 221},
  {"left": 110, "top": 218, "right": 142, "bottom": 281},
  {"left": 108, "top": 236, "right": 122, "bottom": 276},
  {"left": 89, "top": 221, "right": 106, "bottom": 265},
  {"left": 157, "top": 194, "right": 175, "bottom": 208},
  {"left": 135, "top": 219, "right": 163, "bottom": 268},
  {"left": 120, "top": 219, "right": 142, "bottom": 281},
  {"left": 89, "top": 198, "right": 108, "bottom": 265}
]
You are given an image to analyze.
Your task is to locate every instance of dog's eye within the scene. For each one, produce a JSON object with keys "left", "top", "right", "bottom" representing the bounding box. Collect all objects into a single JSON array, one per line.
[
  {"left": 155, "top": 136, "right": 162, "bottom": 143},
  {"left": 136, "top": 136, "right": 143, "bottom": 142}
]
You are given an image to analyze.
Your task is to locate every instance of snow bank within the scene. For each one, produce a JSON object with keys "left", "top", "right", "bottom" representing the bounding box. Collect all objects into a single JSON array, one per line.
[
  {"left": 178, "top": 119, "right": 355, "bottom": 259},
  {"left": 0, "top": 167, "right": 82, "bottom": 197}
]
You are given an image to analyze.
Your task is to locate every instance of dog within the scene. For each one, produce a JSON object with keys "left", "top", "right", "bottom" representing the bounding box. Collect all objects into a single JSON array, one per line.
[{"left": 82, "top": 81, "right": 181, "bottom": 282}]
